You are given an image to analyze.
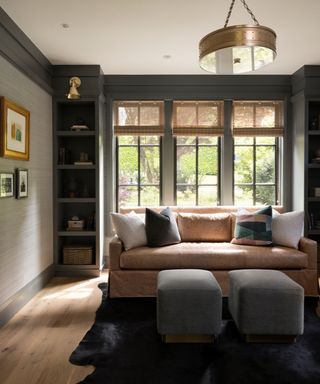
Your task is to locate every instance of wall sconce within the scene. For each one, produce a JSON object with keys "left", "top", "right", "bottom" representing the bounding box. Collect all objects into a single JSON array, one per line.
[{"left": 67, "top": 77, "right": 81, "bottom": 99}]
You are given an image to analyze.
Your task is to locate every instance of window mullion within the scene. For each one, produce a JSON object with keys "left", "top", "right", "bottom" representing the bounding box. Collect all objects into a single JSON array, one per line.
[
  {"left": 221, "top": 100, "right": 233, "bottom": 205},
  {"left": 138, "top": 137, "right": 141, "bottom": 206},
  {"left": 196, "top": 138, "right": 199, "bottom": 205},
  {"left": 253, "top": 139, "right": 257, "bottom": 205}
]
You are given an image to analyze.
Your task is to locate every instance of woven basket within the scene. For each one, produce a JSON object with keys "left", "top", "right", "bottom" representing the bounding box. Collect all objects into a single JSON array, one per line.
[{"left": 63, "top": 245, "right": 93, "bottom": 264}]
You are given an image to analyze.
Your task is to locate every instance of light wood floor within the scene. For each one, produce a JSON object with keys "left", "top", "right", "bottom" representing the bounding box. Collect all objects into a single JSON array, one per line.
[
  {"left": 0, "top": 272, "right": 108, "bottom": 384},
  {"left": 0, "top": 273, "right": 319, "bottom": 384}
]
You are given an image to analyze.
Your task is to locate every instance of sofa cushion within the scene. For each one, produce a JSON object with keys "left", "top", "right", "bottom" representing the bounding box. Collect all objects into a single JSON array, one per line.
[
  {"left": 177, "top": 213, "right": 231, "bottom": 242},
  {"left": 272, "top": 210, "right": 304, "bottom": 249},
  {"left": 231, "top": 206, "right": 272, "bottom": 246},
  {"left": 145, "top": 207, "right": 181, "bottom": 247},
  {"left": 111, "top": 211, "right": 147, "bottom": 250},
  {"left": 120, "top": 242, "right": 308, "bottom": 270}
]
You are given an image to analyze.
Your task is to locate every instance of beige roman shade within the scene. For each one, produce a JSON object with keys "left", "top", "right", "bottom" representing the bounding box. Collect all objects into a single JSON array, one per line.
[
  {"left": 232, "top": 101, "right": 284, "bottom": 137},
  {"left": 113, "top": 101, "right": 164, "bottom": 136},
  {"left": 172, "top": 101, "right": 224, "bottom": 136}
]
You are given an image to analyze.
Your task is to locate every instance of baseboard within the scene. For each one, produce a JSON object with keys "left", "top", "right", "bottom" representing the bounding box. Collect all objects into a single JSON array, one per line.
[{"left": 0, "top": 264, "right": 54, "bottom": 328}]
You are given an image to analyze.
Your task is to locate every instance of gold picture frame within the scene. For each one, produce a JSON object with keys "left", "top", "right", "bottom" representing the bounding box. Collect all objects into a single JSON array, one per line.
[{"left": 0, "top": 97, "right": 30, "bottom": 160}]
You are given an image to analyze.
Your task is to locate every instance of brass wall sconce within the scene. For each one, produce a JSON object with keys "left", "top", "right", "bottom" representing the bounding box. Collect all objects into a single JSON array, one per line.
[{"left": 67, "top": 76, "right": 81, "bottom": 99}]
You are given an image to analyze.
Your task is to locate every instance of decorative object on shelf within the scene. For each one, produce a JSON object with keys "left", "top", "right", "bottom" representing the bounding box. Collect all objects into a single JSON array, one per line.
[
  {"left": 0, "top": 97, "right": 30, "bottom": 160},
  {"left": 311, "top": 148, "right": 320, "bottom": 164},
  {"left": 74, "top": 152, "right": 93, "bottom": 165},
  {"left": 70, "top": 118, "right": 89, "bottom": 131},
  {"left": 79, "top": 152, "right": 88, "bottom": 162},
  {"left": 314, "top": 187, "right": 320, "bottom": 197},
  {"left": 310, "top": 116, "right": 318, "bottom": 130},
  {"left": 198, "top": 0, "right": 276, "bottom": 74},
  {"left": 87, "top": 211, "right": 96, "bottom": 230},
  {"left": 63, "top": 245, "right": 93, "bottom": 264},
  {"left": 58, "top": 147, "right": 71, "bottom": 164},
  {"left": 67, "top": 216, "right": 85, "bottom": 231},
  {"left": 0, "top": 171, "right": 14, "bottom": 198},
  {"left": 15, "top": 168, "right": 28, "bottom": 199},
  {"left": 66, "top": 176, "right": 78, "bottom": 198},
  {"left": 67, "top": 76, "right": 81, "bottom": 100}
]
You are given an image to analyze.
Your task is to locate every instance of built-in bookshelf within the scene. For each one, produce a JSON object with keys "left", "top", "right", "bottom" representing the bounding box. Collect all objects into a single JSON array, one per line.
[
  {"left": 306, "top": 100, "right": 320, "bottom": 242},
  {"left": 53, "top": 98, "right": 103, "bottom": 276}
]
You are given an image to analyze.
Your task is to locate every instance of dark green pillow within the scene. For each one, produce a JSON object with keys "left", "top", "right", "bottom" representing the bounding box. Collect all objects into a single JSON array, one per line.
[{"left": 145, "top": 207, "right": 181, "bottom": 247}]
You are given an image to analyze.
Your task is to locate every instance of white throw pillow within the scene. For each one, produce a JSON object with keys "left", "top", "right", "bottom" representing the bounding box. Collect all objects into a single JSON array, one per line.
[
  {"left": 111, "top": 211, "right": 147, "bottom": 250},
  {"left": 272, "top": 211, "right": 304, "bottom": 249}
]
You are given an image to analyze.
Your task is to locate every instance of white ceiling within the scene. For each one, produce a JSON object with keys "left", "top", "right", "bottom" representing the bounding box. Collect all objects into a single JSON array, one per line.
[{"left": 1, "top": 0, "right": 320, "bottom": 75}]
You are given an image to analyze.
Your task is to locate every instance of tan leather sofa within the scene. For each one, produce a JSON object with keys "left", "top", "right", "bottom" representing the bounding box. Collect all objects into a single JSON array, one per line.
[{"left": 109, "top": 206, "right": 319, "bottom": 298}]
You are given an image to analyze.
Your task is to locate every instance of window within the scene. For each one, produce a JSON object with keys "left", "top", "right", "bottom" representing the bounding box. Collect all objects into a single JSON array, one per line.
[
  {"left": 232, "top": 101, "right": 283, "bottom": 205},
  {"left": 176, "top": 136, "right": 220, "bottom": 205},
  {"left": 114, "top": 101, "right": 163, "bottom": 208},
  {"left": 173, "top": 101, "right": 223, "bottom": 206},
  {"left": 113, "top": 99, "right": 285, "bottom": 208}
]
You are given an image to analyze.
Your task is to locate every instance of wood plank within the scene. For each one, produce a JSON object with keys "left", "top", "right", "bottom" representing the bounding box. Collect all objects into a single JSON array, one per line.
[{"left": 0, "top": 272, "right": 108, "bottom": 384}]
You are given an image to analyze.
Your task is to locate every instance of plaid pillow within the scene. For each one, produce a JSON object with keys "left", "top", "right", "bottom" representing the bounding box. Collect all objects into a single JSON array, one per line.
[{"left": 231, "top": 206, "right": 272, "bottom": 246}]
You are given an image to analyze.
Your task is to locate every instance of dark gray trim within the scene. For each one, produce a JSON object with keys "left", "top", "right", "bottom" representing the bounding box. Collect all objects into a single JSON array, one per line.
[
  {"left": 0, "top": 264, "right": 54, "bottom": 328},
  {"left": 291, "top": 66, "right": 320, "bottom": 96},
  {"left": 104, "top": 74, "right": 291, "bottom": 100},
  {"left": 52, "top": 65, "right": 104, "bottom": 98},
  {"left": 0, "top": 7, "right": 52, "bottom": 93}
]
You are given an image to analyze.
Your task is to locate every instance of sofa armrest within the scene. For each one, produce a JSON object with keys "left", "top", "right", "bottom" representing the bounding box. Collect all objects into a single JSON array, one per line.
[
  {"left": 109, "top": 236, "right": 123, "bottom": 271},
  {"left": 298, "top": 237, "right": 317, "bottom": 269}
]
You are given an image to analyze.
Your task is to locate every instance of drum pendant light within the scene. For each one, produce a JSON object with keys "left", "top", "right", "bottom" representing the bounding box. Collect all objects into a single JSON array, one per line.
[{"left": 199, "top": 0, "right": 277, "bottom": 74}]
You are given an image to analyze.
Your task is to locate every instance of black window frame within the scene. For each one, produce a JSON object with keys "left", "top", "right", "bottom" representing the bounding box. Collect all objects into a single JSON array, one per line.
[
  {"left": 174, "top": 136, "right": 221, "bottom": 206},
  {"left": 116, "top": 136, "right": 162, "bottom": 210},
  {"left": 232, "top": 136, "right": 280, "bottom": 206}
]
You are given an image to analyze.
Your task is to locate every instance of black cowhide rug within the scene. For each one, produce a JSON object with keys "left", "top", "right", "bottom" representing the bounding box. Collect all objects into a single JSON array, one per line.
[{"left": 70, "top": 283, "right": 320, "bottom": 384}]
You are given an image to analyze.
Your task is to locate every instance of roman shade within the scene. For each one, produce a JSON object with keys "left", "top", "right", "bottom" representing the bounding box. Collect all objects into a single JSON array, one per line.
[
  {"left": 113, "top": 101, "right": 164, "bottom": 136},
  {"left": 172, "top": 101, "right": 224, "bottom": 136},
  {"left": 232, "top": 101, "right": 284, "bottom": 137}
]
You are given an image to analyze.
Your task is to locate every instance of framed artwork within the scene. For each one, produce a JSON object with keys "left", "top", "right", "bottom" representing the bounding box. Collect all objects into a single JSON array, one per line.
[
  {"left": 16, "top": 168, "right": 28, "bottom": 198},
  {"left": 0, "top": 172, "right": 14, "bottom": 198},
  {"left": 0, "top": 97, "right": 30, "bottom": 160}
]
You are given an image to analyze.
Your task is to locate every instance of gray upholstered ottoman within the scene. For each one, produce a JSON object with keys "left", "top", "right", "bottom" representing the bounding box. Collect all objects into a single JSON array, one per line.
[
  {"left": 228, "top": 269, "right": 304, "bottom": 342},
  {"left": 157, "top": 269, "right": 222, "bottom": 343}
]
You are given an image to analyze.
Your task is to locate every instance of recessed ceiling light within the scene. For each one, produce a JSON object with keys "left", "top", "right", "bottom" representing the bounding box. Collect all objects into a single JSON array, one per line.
[
  {"left": 61, "top": 23, "right": 70, "bottom": 29},
  {"left": 163, "top": 55, "right": 171, "bottom": 59}
]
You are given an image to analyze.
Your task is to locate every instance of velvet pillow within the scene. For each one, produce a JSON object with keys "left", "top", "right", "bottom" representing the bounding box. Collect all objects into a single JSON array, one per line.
[
  {"left": 231, "top": 205, "right": 272, "bottom": 246},
  {"left": 145, "top": 207, "right": 181, "bottom": 247},
  {"left": 272, "top": 210, "right": 304, "bottom": 249},
  {"left": 111, "top": 211, "right": 147, "bottom": 250},
  {"left": 177, "top": 213, "right": 231, "bottom": 242}
]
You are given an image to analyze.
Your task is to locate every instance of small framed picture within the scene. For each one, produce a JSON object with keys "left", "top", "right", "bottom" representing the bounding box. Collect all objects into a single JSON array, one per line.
[
  {"left": 16, "top": 168, "right": 28, "bottom": 198},
  {"left": 0, "top": 172, "right": 14, "bottom": 198}
]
